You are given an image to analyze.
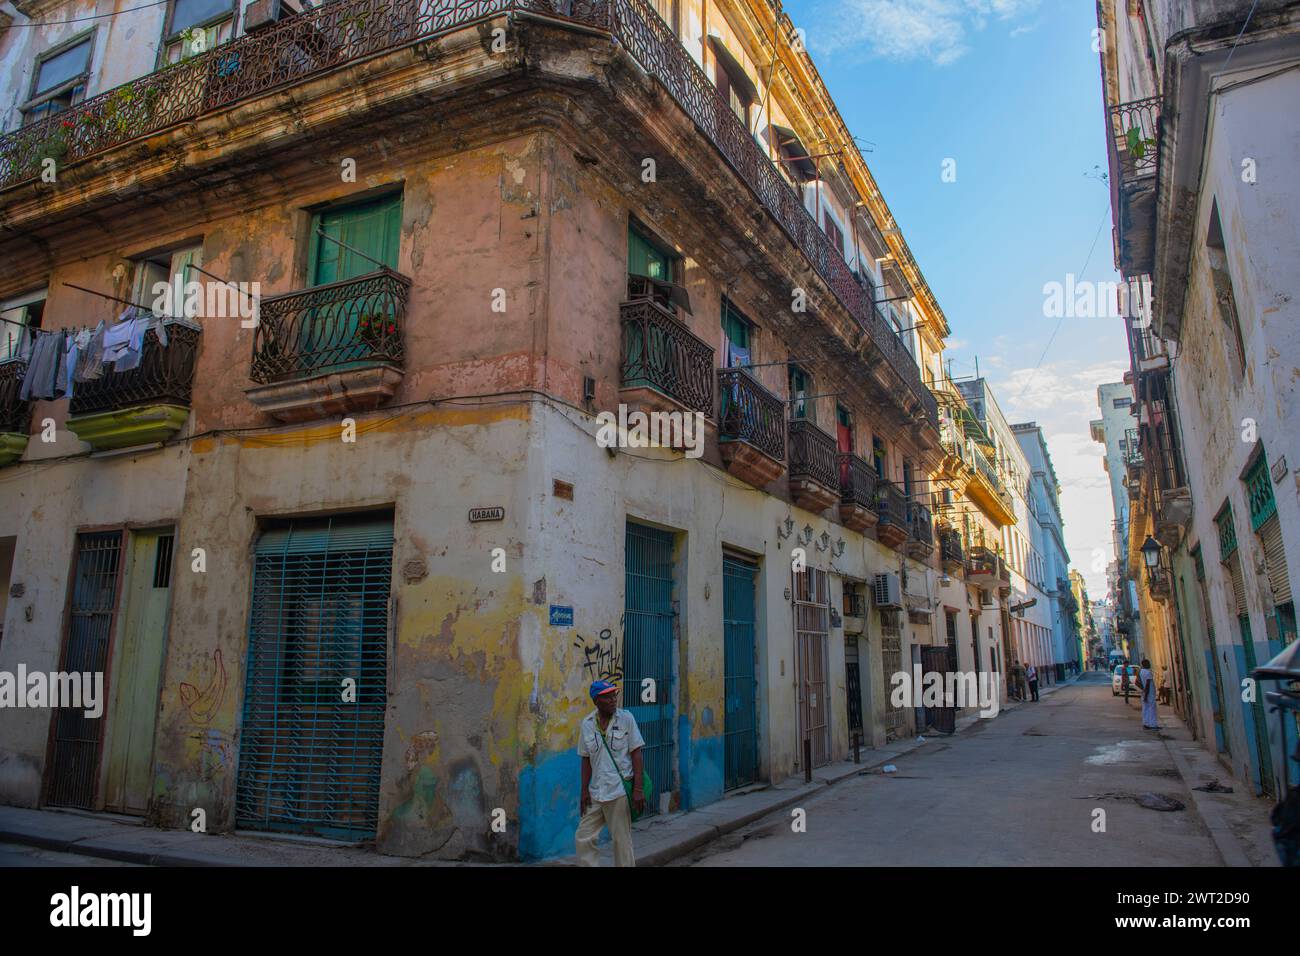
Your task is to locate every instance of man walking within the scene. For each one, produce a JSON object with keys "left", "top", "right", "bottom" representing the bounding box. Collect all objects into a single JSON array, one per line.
[
  {"left": 1026, "top": 662, "right": 1039, "bottom": 702},
  {"left": 576, "top": 680, "right": 645, "bottom": 867}
]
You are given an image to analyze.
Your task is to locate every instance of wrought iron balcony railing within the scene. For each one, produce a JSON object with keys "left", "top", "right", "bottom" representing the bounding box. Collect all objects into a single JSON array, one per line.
[
  {"left": 0, "top": 0, "right": 939, "bottom": 430},
  {"left": 717, "top": 367, "right": 785, "bottom": 463},
  {"left": 70, "top": 322, "right": 201, "bottom": 416},
  {"left": 908, "top": 501, "right": 933, "bottom": 547},
  {"left": 250, "top": 270, "right": 410, "bottom": 384},
  {"left": 838, "top": 452, "right": 877, "bottom": 510},
  {"left": 0, "top": 359, "right": 31, "bottom": 434},
  {"left": 938, "top": 527, "right": 962, "bottom": 566},
  {"left": 788, "top": 418, "right": 838, "bottom": 491},
  {"left": 970, "top": 441, "right": 1004, "bottom": 496},
  {"left": 620, "top": 291, "right": 714, "bottom": 417},
  {"left": 874, "top": 479, "right": 907, "bottom": 530},
  {"left": 1108, "top": 96, "right": 1161, "bottom": 182},
  {"left": 966, "top": 545, "right": 997, "bottom": 578}
]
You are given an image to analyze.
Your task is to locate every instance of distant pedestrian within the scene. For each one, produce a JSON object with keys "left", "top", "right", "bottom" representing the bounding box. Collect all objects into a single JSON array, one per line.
[
  {"left": 1158, "top": 665, "right": 1171, "bottom": 705},
  {"left": 575, "top": 680, "right": 645, "bottom": 867},
  {"left": 1010, "top": 659, "right": 1025, "bottom": 700},
  {"left": 1026, "top": 663, "right": 1039, "bottom": 702},
  {"left": 1139, "top": 658, "right": 1159, "bottom": 729}
]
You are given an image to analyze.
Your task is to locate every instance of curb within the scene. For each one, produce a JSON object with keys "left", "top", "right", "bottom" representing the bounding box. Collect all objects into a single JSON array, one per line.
[
  {"left": 0, "top": 826, "right": 232, "bottom": 867},
  {"left": 1159, "top": 733, "right": 1252, "bottom": 867}
]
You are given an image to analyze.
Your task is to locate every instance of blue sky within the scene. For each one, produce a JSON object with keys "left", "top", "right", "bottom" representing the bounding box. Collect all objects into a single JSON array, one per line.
[{"left": 785, "top": 0, "right": 1129, "bottom": 596}]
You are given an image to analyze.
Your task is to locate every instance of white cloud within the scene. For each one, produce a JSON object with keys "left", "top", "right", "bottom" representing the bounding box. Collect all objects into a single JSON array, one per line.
[
  {"left": 818, "top": 0, "right": 1040, "bottom": 65},
  {"left": 985, "top": 358, "right": 1127, "bottom": 597}
]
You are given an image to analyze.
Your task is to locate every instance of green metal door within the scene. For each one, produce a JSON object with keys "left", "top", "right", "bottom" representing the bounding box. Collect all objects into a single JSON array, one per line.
[
  {"left": 624, "top": 522, "right": 676, "bottom": 815},
  {"left": 1238, "top": 614, "right": 1275, "bottom": 797},
  {"left": 103, "top": 530, "right": 174, "bottom": 815},
  {"left": 236, "top": 515, "right": 393, "bottom": 841},
  {"left": 723, "top": 556, "right": 758, "bottom": 790}
]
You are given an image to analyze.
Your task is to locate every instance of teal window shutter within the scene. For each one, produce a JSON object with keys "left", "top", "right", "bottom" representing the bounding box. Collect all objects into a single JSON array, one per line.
[
  {"left": 311, "top": 193, "right": 403, "bottom": 286},
  {"left": 721, "top": 298, "right": 752, "bottom": 367},
  {"left": 628, "top": 225, "right": 671, "bottom": 281}
]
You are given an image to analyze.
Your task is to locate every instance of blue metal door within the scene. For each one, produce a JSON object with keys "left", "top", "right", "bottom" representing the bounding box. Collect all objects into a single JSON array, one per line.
[
  {"left": 723, "top": 557, "right": 758, "bottom": 790},
  {"left": 624, "top": 522, "right": 676, "bottom": 814},
  {"left": 236, "top": 515, "right": 392, "bottom": 841}
]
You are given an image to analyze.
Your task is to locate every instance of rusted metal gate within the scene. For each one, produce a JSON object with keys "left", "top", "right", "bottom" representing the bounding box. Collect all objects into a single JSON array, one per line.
[
  {"left": 845, "top": 636, "right": 863, "bottom": 740},
  {"left": 881, "top": 623, "right": 908, "bottom": 742},
  {"left": 794, "top": 568, "right": 830, "bottom": 768},
  {"left": 921, "top": 645, "right": 957, "bottom": 735},
  {"left": 47, "top": 531, "right": 123, "bottom": 809}
]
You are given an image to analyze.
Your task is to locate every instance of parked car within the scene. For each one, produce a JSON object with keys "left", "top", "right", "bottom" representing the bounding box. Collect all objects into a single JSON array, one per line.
[{"left": 1112, "top": 664, "right": 1140, "bottom": 696}]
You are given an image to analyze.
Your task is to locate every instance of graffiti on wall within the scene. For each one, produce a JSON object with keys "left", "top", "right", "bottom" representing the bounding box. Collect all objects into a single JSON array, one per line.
[
  {"left": 195, "top": 728, "right": 234, "bottom": 782},
  {"left": 573, "top": 624, "right": 623, "bottom": 683},
  {"left": 179, "top": 649, "right": 227, "bottom": 724}
]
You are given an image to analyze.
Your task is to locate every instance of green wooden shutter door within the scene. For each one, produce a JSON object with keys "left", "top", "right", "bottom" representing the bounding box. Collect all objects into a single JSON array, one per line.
[
  {"left": 236, "top": 515, "right": 393, "bottom": 841},
  {"left": 311, "top": 194, "right": 402, "bottom": 286}
]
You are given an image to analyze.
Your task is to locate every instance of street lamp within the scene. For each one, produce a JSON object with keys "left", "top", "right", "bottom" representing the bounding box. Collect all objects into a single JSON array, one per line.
[{"left": 1140, "top": 535, "right": 1162, "bottom": 571}]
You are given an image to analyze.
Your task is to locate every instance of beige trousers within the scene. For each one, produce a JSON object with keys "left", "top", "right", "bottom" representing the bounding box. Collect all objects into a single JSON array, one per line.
[{"left": 575, "top": 797, "right": 636, "bottom": 867}]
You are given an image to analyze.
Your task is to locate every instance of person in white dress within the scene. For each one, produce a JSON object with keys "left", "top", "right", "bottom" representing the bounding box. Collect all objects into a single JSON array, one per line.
[{"left": 1139, "top": 658, "right": 1160, "bottom": 729}]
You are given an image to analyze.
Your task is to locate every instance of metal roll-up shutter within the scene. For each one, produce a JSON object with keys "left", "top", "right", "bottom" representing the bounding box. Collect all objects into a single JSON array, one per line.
[
  {"left": 1260, "top": 515, "right": 1292, "bottom": 606},
  {"left": 236, "top": 514, "right": 393, "bottom": 841}
]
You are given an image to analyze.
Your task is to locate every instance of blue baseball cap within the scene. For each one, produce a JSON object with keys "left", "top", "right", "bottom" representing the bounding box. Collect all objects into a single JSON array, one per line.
[{"left": 589, "top": 680, "right": 618, "bottom": 701}]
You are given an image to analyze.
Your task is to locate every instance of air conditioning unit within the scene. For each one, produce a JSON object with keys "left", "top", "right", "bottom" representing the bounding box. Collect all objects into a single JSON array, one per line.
[
  {"left": 244, "top": 0, "right": 304, "bottom": 32},
  {"left": 873, "top": 572, "right": 902, "bottom": 609}
]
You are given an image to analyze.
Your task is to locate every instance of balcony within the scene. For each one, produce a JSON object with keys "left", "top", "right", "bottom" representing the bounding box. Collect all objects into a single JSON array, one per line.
[
  {"left": 66, "top": 320, "right": 201, "bottom": 451},
  {"left": 0, "top": 359, "right": 31, "bottom": 466},
  {"left": 938, "top": 527, "right": 963, "bottom": 575},
  {"left": 874, "top": 480, "right": 909, "bottom": 550},
  {"left": 966, "top": 546, "right": 998, "bottom": 584},
  {"left": 717, "top": 367, "right": 785, "bottom": 488},
  {"left": 939, "top": 429, "right": 970, "bottom": 478},
  {"left": 1128, "top": 306, "right": 1169, "bottom": 374},
  {"left": 1107, "top": 96, "right": 1161, "bottom": 276},
  {"left": 245, "top": 270, "right": 410, "bottom": 422},
  {"left": 967, "top": 442, "right": 1016, "bottom": 526},
  {"left": 787, "top": 419, "right": 839, "bottom": 513},
  {"left": 837, "top": 453, "right": 878, "bottom": 533},
  {"left": 906, "top": 502, "right": 933, "bottom": 559},
  {"left": 0, "top": 0, "right": 940, "bottom": 433},
  {"left": 619, "top": 281, "right": 714, "bottom": 424}
]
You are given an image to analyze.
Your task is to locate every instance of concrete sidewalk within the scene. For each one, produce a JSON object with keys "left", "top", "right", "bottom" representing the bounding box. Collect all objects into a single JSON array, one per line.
[
  {"left": 0, "top": 675, "right": 1082, "bottom": 868},
  {"left": 0, "top": 805, "right": 459, "bottom": 867}
]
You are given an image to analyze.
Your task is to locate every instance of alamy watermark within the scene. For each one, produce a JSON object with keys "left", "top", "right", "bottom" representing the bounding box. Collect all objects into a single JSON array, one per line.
[
  {"left": 1042, "top": 274, "right": 1152, "bottom": 323},
  {"left": 151, "top": 276, "right": 260, "bottom": 328},
  {"left": 0, "top": 665, "right": 103, "bottom": 718},
  {"left": 595, "top": 405, "right": 705, "bottom": 459},
  {"left": 890, "top": 667, "right": 1001, "bottom": 719}
]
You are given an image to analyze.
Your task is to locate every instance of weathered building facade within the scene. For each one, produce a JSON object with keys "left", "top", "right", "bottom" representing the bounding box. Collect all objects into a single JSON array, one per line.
[
  {"left": 0, "top": 0, "right": 985, "bottom": 859},
  {"left": 1098, "top": 0, "right": 1300, "bottom": 796}
]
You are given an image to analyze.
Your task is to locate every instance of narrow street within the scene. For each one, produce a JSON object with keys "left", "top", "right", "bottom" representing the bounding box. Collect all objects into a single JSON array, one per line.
[{"left": 682, "top": 674, "right": 1278, "bottom": 867}]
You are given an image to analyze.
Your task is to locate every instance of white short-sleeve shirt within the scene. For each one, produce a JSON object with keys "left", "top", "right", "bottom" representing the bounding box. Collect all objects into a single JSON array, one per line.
[{"left": 578, "top": 708, "right": 646, "bottom": 803}]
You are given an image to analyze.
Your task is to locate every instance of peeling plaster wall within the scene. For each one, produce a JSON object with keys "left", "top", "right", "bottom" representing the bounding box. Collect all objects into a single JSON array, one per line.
[{"left": 1165, "top": 64, "right": 1300, "bottom": 792}]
